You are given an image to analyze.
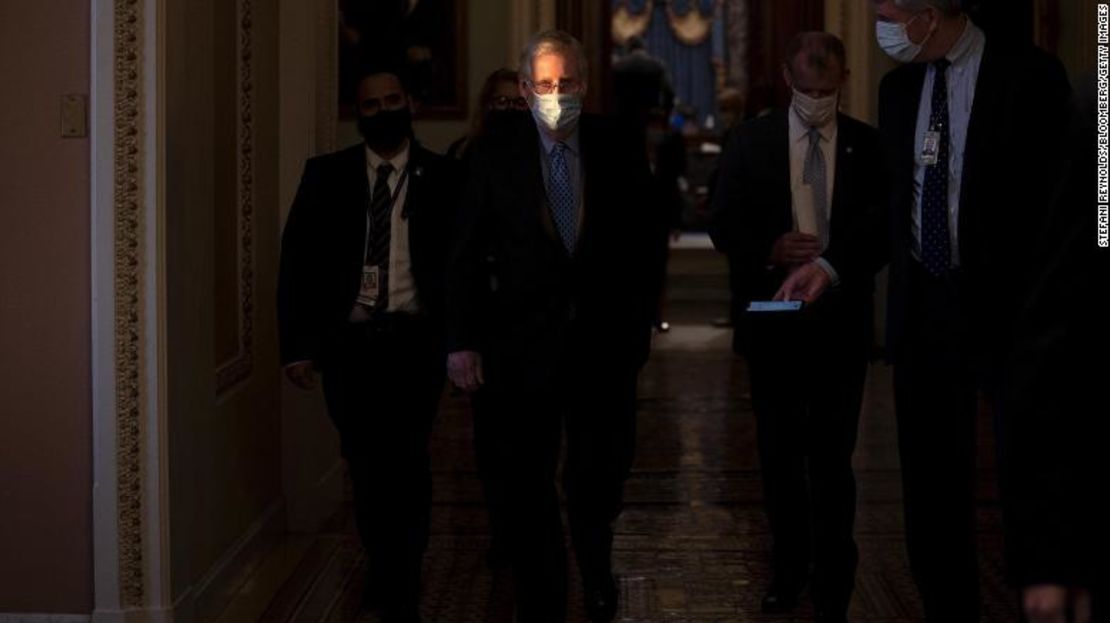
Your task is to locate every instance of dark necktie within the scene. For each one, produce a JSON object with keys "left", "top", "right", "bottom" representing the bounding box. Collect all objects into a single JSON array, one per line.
[
  {"left": 548, "top": 142, "right": 577, "bottom": 253},
  {"left": 367, "top": 162, "right": 394, "bottom": 309},
  {"left": 921, "top": 58, "right": 952, "bottom": 276}
]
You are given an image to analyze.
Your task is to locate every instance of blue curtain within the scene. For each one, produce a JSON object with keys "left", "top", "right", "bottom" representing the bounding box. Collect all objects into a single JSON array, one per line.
[{"left": 614, "top": 0, "right": 724, "bottom": 125}]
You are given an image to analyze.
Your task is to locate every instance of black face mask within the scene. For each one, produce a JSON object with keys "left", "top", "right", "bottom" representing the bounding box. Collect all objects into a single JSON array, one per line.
[
  {"left": 482, "top": 109, "right": 520, "bottom": 130},
  {"left": 358, "top": 107, "right": 413, "bottom": 154}
]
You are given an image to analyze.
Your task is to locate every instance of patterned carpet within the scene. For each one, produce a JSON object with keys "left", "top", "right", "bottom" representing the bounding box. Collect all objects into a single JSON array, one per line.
[{"left": 258, "top": 248, "right": 1020, "bottom": 622}]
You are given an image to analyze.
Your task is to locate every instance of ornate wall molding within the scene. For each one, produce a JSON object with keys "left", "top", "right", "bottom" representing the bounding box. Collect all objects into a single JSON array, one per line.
[
  {"left": 113, "top": 0, "right": 145, "bottom": 608},
  {"left": 216, "top": 0, "right": 256, "bottom": 393}
]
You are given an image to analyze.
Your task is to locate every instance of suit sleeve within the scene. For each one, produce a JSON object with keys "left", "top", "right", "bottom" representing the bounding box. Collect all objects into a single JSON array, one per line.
[
  {"left": 445, "top": 137, "right": 493, "bottom": 353},
  {"left": 821, "top": 124, "right": 889, "bottom": 284},
  {"left": 277, "top": 159, "right": 325, "bottom": 366},
  {"left": 633, "top": 131, "right": 667, "bottom": 332},
  {"left": 709, "top": 126, "right": 776, "bottom": 274}
]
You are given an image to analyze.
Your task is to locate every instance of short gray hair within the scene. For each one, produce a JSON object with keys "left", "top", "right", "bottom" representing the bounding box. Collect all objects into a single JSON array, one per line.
[
  {"left": 518, "top": 29, "right": 590, "bottom": 85},
  {"left": 888, "top": 0, "right": 962, "bottom": 16},
  {"left": 784, "top": 32, "right": 847, "bottom": 76}
]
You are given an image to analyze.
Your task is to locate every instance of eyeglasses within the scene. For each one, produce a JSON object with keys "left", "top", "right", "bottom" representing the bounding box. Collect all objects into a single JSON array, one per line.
[
  {"left": 525, "top": 78, "right": 583, "bottom": 95},
  {"left": 489, "top": 95, "right": 528, "bottom": 110}
]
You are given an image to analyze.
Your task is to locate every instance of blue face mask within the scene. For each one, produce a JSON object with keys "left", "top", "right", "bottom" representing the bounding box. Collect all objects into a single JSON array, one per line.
[{"left": 875, "top": 13, "right": 931, "bottom": 63}]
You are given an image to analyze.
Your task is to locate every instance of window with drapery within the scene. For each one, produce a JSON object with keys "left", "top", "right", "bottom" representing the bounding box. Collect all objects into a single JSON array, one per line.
[{"left": 611, "top": 0, "right": 728, "bottom": 127}]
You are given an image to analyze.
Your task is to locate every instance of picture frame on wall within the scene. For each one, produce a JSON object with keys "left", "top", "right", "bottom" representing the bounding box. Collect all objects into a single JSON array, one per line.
[{"left": 338, "top": 0, "right": 469, "bottom": 120}]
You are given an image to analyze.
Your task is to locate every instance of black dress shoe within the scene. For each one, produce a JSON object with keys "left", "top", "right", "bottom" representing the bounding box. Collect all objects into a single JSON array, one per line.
[
  {"left": 761, "top": 579, "right": 805, "bottom": 613},
  {"left": 360, "top": 583, "right": 383, "bottom": 612},
  {"left": 381, "top": 611, "right": 422, "bottom": 623},
  {"left": 583, "top": 574, "right": 618, "bottom": 623},
  {"left": 485, "top": 537, "right": 511, "bottom": 570}
]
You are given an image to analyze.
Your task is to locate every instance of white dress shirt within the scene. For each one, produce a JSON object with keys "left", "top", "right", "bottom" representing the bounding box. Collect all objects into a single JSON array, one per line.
[
  {"left": 350, "top": 142, "right": 421, "bottom": 321},
  {"left": 910, "top": 19, "right": 986, "bottom": 266},
  {"left": 788, "top": 106, "right": 840, "bottom": 283}
]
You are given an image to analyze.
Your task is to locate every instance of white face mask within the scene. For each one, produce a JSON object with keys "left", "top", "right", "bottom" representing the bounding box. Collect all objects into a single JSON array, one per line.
[
  {"left": 875, "top": 15, "right": 929, "bottom": 63},
  {"left": 530, "top": 93, "right": 582, "bottom": 134},
  {"left": 792, "top": 89, "right": 838, "bottom": 127}
]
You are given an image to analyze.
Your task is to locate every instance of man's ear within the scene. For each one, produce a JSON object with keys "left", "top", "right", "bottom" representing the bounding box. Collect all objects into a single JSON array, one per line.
[
  {"left": 406, "top": 94, "right": 419, "bottom": 116},
  {"left": 924, "top": 7, "right": 941, "bottom": 36},
  {"left": 518, "top": 80, "right": 530, "bottom": 101},
  {"left": 781, "top": 64, "right": 794, "bottom": 90}
]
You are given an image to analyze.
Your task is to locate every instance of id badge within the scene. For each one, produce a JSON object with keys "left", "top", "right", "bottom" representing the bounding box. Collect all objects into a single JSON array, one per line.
[
  {"left": 356, "top": 265, "right": 381, "bottom": 307},
  {"left": 921, "top": 131, "right": 941, "bottom": 166}
]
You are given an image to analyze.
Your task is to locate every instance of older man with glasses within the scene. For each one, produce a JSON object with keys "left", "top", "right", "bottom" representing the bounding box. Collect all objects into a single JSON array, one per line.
[{"left": 446, "top": 29, "right": 664, "bottom": 623}]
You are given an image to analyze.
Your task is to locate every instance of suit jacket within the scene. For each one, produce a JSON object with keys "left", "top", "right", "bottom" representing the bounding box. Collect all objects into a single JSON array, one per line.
[
  {"left": 277, "top": 142, "right": 459, "bottom": 366},
  {"left": 708, "top": 109, "right": 885, "bottom": 353},
  {"left": 446, "top": 113, "right": 663, "bottom": 389},
  {"left": 1001, "top": 88, "right": 1101, "bottom": 591},
  {"left": 878, "top": 38, "right": 1072, "bottom": 371}
]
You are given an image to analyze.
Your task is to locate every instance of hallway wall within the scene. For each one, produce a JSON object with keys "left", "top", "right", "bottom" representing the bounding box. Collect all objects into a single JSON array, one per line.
[
  {"left": 337, "top": 0, "right": 518, "bottom": 154},
  {"left": 162, "top": 0, "right": 284, "bottom": 613},
  {"left": 278, "top": 0, "right": 345, "bottom": 535},
  {"left": 0, "top": 0, "right": 93, "bottom": 615}
]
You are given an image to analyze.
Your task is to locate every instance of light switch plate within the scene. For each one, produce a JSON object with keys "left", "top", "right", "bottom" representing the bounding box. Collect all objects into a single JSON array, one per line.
[{"left": 61, "top": 94, "right": 88, "bottom": 138}]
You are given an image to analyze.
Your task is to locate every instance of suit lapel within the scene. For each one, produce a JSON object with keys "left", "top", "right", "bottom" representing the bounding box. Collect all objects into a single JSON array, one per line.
[
  {"left": 830, "top": 115, "right": 853, "bottom": 228},
  {"left": 403, "top": 144, "right": 425, "bottom": 220},
  {"left": 770, "top": 111, "right": 792, "bottom": 230},
  {"left": 521, "top": 122, "right": 571, "bottom": 255},
  {"left": 959, "top": 39, "right": 1002, "bottom": 258},
  {"left": 403, "top": 145, "right": 427, "bottom": 263},
  {"left": 576, "top": 120, "right": 600, "bottom": 256},
  {"left": 894, "top": 65, "right": 927, "bottom": 249},
  {"left": 343, "top": 145, "right": 371, "bottom": 268}
]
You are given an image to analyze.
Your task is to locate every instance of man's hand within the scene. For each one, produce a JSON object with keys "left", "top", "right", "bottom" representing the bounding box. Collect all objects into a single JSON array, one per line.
[
  {"left": 284, "top": 361, "right": 318, "bottom": 391},
  {"left": 770, "top": 232, "right": 822, "bottom": 267},
  {"left": 774, "top": 261, "right": 832, "bottom": 305},
  {"left": 1023, "top": 584, "right": 1092, "bottom": 623},
  {"left": 447, "top": 350, "right": 484, "bottom": 393}
]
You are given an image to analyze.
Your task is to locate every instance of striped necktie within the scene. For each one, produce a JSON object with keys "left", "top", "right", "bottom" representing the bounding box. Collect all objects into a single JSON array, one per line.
[{"left": 367, "top": 162, "right": 394, "bottom": 309}]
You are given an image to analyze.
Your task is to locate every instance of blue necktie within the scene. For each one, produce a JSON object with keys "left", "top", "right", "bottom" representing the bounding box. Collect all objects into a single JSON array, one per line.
[
  {"left": 548, "top": 142, "right": 577, "bottom": 253},
  {"left": 921, "top": 59, "right": 952, "bottom": 276}
]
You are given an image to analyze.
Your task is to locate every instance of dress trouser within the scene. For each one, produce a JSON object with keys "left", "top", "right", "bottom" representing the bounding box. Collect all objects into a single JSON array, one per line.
[
  {"left": 744, "top": 294, "right": 869, "bottom": 617},
  {"left": 320, "top": 316, "right": 444, "bottom": 614},
  {"left": 893, "top": 261, "right": 984, "bottom": 623},
  {"left": 481, "top": 328, "right": 640, "bottom": 623}
]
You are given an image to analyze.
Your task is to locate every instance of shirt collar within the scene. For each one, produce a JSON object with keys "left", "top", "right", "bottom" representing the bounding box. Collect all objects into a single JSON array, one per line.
[
  {"left": 788, "top": 106, "right": 836, "bottom": 144},
  {"left": 945, "top": 17, "right": 985, "bottom": 68},
  {"left": 365, "top": 140, "right": 411, "bottom": 174},
  {"left": 538, "top": 127, "right": 581, "bottom": 158}
]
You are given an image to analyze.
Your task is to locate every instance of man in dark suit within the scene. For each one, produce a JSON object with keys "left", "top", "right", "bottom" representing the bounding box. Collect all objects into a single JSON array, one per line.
[
  {"left": 786, "top": 3, "right": 1073, "bottom": 621},
  {"left": 277, "top": 60, "right": 457, "bottom": 623},
  {"left": 446, "top": 30, "right": 661, "bottom": 623},
  {"left": 710, "top": 32, "right": 884, "bottom": 623},
  {"left": 612, "top": 35, "right": 675, "bottom": 128},
  {"left": 1002, "top": 81, "right": 1102, "bottom": 623}
]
